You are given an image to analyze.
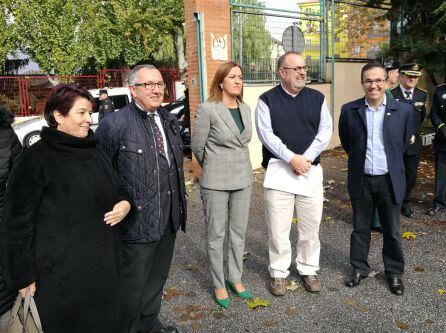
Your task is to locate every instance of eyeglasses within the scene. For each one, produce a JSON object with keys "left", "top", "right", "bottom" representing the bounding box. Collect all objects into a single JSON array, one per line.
[
  {"left": 134, "top": 81, "right": 166, "bottom": 90},
  {"left": 281, "top": 65, "right": 308, "bottom": 72},
  {"left": 361, "top": 79, "right": 387, "bottom": 87}
]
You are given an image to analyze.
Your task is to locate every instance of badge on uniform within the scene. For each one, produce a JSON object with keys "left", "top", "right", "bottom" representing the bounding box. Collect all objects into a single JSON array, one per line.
[
  {"left": 414, "top": 102, "right": 424, "bottom": 107},
  {"left": 442, "top": 93, "right": 446, "bottom": 100}
]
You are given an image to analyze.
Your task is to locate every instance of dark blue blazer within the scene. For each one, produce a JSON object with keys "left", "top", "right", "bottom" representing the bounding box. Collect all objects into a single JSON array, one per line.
[{"left": 338, "top": 97, "right": 413, "bottom": 204}]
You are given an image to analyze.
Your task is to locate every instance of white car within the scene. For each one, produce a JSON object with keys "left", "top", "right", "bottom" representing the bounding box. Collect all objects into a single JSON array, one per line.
[{"left": 13, "top": 87, "right": 131, "bottom": 148}]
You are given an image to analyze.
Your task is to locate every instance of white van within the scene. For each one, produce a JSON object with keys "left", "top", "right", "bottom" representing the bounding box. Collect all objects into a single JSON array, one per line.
[{"left": 13, "top": 87, "right": 132, "bottom": 147}]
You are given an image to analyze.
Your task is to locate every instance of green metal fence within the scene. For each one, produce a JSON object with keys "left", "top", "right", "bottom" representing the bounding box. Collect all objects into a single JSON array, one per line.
[
  {"left": 230, "top": 0, "right": 392, "bottom": 83},
  {"left": 230, "top": 0, "right": 325, "bottom": 83}
]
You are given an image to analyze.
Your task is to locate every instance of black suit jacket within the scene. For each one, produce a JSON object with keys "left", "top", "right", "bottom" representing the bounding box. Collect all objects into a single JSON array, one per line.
[
  {"left": 391, "top": 86, "right": 427, "bottom": 155},
  {"left": 429, "top": 84, "right": 446, "bottom": 151},
  {"left": 339, "top": 97, "right": 413, "bottom": 204}
]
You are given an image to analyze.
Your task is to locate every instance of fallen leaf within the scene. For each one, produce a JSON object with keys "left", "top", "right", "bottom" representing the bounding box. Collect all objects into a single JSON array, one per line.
[
  {"left": 342, "top": 298, "right": 358, "bottom": 307},
  {"left": 326, "top": 179, "right": 336, "bottom": 184},
  {"left": 396, "top": 321, "right": 409, "bottom": 329},
  {"left": 324, "top": 216, "right": 332, "bottom": 222},
  {"left": 360, "top": 307, "right": 369, "bottom": 312},
  {"left": 425, "top": 319, "right": 433, "bottom": 325},
  {"left": 172, "top": 306, "right": 183, "bottom": 314},
  {"left": 438, "top": 289, "right": 444, "bottom": 295},
  {"left": 401, "top": 231, "right": 416, "bottom": 240},
  {"left": 186, "top": 291, "right": 197, "bottom": 298},
  {"left": 413, "top": 267, "right": 425, "bottom": 272},
  {"left": 292, "top": 217, "right": 298, "bottom": 224},
  {"left": 212, "top": 312, "right": 226, "bottom": 320},
  {"left": 243, "top": 251, "right": 251, "bottom": 261},
  {"left": 368, "top": 270, "right": 380, "bottom": 278},
  {"left": 191, "top": 322, "right": 202, "bottom": 332},
  {"left": 285, "top": 279, "right": 299, "bottom": 291},
  {"left": 185, "top": 263, "right": 201, "bottom": 273},
  {"left": 180, "top": 313, "right": 194, "bottom": 322},
  {"left": 326, "top": 287, "right": 339, "bottom": 292},
  {"left": 285, "top": 307, "right": 297, "bottom": 316},
  {"left": 246, "top": 297, "right": 270, "bottom": 309},
  {"left": 163, "top": 287, "right": 182, "bottom": 301},
  {"left": 265, "top": 319, "right": 276, "bottom": 327}
]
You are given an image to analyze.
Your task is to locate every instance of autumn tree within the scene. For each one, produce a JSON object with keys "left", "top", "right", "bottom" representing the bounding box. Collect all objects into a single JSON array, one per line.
[
  {"left": 368, "top": 0, "right": 446, "bottom": 83},
  {"left": 3, "top": 0, "right": 184, "bottom": 74}
]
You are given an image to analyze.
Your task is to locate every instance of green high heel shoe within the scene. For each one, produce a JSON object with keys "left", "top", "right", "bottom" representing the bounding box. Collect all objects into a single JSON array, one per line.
[
  {"left": 215, "top": 296, "right": 230, "bottom": 308},
  {"left": 225, "top": 280, "right": 252, "bottom": 299}
]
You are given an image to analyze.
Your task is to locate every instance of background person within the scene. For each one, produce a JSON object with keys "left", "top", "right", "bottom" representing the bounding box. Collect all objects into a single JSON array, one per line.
[
  {"left": 427, "top": 83, "right": 446, "bottom": 215},
  {"left": 339, "top": 62, "right": 412, "bottom": 296},
  {"left": 98, "top": 88, "right": 115, "bottom": 121},
  {"left": 0, "top": 106, "right": 22, "bottom": 331},
  {"left": 391, "top": 63, "right": 427, "bottom": 218},
  {"left": 192, "top": 61, "right": 253, "bottom": 309},
  {"left": 0, "top": 84, "right": 132, "bottom": 333}
]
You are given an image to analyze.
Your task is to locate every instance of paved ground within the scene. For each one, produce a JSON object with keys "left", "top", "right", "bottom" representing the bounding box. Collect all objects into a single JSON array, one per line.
[{"left": 159, "top": 147, "right": 446, "bottom": 333}]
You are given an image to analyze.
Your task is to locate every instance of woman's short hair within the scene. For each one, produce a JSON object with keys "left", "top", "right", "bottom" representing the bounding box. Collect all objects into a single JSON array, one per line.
[
  {"left": 44, "top": 84, "right": 95, "bottom": 128},
  {"left": 208, "top": 62, "right": 243, "bottom": 103}
]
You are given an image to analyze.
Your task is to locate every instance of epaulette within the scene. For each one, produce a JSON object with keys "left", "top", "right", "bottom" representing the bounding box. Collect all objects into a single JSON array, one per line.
[
  {"left": 437, "top": 83, "right": 446, "bottom": 88},
  {"left": 416, "top": 87, "right": 427, "bottom": 93}
]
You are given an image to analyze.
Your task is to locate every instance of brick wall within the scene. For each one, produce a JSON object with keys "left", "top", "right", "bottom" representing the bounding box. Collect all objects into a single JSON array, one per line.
[{"left": 184, "top": 0, "right": 231, "bottom": 178}]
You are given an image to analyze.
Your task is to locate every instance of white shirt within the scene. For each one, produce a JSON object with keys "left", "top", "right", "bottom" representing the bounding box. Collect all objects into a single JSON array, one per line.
[
  {"left": 255, "top": 84, "right": 333, "bottom": 163},
  {"left": 399, "top": 85, "right": 414, "bottom": 100}
]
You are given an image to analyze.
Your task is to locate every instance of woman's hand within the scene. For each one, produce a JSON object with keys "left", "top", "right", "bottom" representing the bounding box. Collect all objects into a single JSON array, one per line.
[
  {"left": 104, "top": 200, "right": 131, "bottom": 226},
  {"left": 19, "top": 282, "right": 36, "bottom": 298}
]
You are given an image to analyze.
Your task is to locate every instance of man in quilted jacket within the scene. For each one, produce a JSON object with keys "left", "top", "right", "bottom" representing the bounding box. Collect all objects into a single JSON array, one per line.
[{"left": 96, "top": 65, "right": 187, "bottom": 333}]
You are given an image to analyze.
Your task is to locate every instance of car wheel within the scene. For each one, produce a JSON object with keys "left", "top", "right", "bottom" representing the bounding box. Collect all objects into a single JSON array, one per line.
[{"left": 24, "top": 131, "right": 41, "bottom": 148}]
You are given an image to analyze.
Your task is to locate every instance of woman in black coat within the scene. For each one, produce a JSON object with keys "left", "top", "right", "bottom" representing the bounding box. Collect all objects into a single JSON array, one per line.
[
  {"left": 0, "top": 84, "right": 133, "bottom": 333},
  {"left": 0, "top": 106, "right": 22, "bottom": 329}
]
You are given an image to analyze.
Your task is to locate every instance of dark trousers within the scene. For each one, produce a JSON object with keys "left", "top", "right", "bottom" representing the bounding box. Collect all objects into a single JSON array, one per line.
[
  {"left": 402, "top": 153, "right": 421, "bottom": 209},
  {"left": 120, "top": 222, "right": 176, "bottom": 333},
  {"left": 434, "top": 151, "right": 446, "bottom": 208},
  {"left": 350, "top": 174, "right": 404, "bottom": 278}
]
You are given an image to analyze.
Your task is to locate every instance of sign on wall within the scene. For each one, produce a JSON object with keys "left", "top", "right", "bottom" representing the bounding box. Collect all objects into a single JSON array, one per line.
[{"left": 211, "top": 33, "right": 228, "bottom": 61}]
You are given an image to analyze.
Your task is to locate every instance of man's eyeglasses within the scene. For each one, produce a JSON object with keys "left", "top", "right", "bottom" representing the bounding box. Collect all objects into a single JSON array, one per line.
[
  {"left": 281, "top": 65, "right": 308, "bottom": 72},
  {"left": 361, "top": 79, "right": 387, "bottom": 87},
  {"left": 134, "top": 82, "right": 166, "bottom": 90}
]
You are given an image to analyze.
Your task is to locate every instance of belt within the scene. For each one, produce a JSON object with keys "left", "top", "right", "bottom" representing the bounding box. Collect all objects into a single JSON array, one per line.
[{"left": 364, "top": 172, "right": 388, "bottom": 177}]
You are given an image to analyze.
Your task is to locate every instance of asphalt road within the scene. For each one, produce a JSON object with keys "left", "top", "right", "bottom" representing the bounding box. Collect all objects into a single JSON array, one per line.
[{"left": 159, "top": 147, "right": 446, "bottom": 333}]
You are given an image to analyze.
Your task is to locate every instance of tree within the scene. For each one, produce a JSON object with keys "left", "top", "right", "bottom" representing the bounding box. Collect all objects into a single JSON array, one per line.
[
  {"left": 368, "top": 0, "right": 446, "bottom": 84},
  {"left": 3, "top": 0, "right": 184, "bottom": 74},
  {"left": 0, "top": 3, "right": 15, "bottom": 72}
]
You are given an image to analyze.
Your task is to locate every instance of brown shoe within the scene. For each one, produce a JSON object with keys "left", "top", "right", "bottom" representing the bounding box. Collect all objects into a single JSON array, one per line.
[
  {"left": 269, "top": 276, "right": 288, "bottom": 296},
  {"left": 302, "top": 275, "right": 322, "bottom": 293}
]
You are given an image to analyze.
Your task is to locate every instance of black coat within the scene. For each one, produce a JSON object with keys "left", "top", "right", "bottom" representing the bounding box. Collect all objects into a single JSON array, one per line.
[
  {"left": 0, "top": 107, "right": 22, "bottom": 316},
  {"left": 429, "top": 84, "right": 446, "bottom": 151},
  {"left": 339, "top": 97, "right": 413, "bottom": 204},
  {"left": 0, "top": 127, "right": 132, "bottom": 333},
  {"left": 95, "top": 102, "right": 187, "bottom": 243},
  {"left": 391, "top": 86, "right": 427, "bottom": 155}
]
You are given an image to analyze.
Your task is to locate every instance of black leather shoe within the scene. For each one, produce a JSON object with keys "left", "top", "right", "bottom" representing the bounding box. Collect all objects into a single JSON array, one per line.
[
  {"left": 159, "top": 326, "right": 180, "bottom": 333},
  {"left": 345, "top": 271, "right": 367, "bottom": 288},
  {"left": 388, "top": 277, "right": 404, "bottom": 296},
  {"left": 426, "top": 205, "right": 443, "bottom": 216},
  {"left": 401, "top": 207, "right": 414, "bottom": 218}
]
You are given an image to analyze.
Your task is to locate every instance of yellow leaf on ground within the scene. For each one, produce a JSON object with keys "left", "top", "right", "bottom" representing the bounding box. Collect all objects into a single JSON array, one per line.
[
  {"left": 285, "top": 279, "right": 299, "bottom": 291},
  {"left": 396, "top": 321, "right": 409, "bottom": 329},
  {"left": 246, "top": 297, "right": 270, "bottom": 309},
  {"left": 401, "top": 231, "right": 416, "bottom": 240},
  {"left": 292, "top": 217, "right": 298, "bottom": 224},
  {"left": 438, "top": 289, "right": 444, "bottom": 295}
]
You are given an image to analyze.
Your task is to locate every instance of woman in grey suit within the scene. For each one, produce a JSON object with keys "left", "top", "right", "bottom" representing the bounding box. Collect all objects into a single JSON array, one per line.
[{"left": 192, "top": 62, "right": 253, "bottom": 308}]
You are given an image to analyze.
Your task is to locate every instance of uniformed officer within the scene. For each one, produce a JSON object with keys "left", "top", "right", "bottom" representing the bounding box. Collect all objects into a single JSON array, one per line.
[
  {"left": 98, "top": 89, "right": 115, "bottom": 122},
  {"left": 391, "top": 63, "right": 427, "bottom": 218},
  {"left": 383, "top": 58, "right": 400, "bottom": 98},
  {"left": 427, "top": 83, "right": 446, "bottom": 215}
]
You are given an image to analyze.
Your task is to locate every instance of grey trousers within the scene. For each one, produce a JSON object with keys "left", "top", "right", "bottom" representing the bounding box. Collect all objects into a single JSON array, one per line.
[
  {"left": 200, "top": 186, "right": 251, "bottom": 289},
  {"left": 0, "top": 310, "right": 10, "bottom": 332}
]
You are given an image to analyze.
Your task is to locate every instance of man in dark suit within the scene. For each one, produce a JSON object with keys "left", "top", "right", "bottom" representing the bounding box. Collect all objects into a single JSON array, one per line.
[
  {"left": 391, "top": 63, "right": 427, "bottom": 218},
  {"left": 339, "top": 62, "right": 412, "bottom": 296},
  {"left": 427, "top": 83, "right": 446, "bottom": 215},
  {"left": 96, "top": 65, "right": 187, "bottom": 333}
]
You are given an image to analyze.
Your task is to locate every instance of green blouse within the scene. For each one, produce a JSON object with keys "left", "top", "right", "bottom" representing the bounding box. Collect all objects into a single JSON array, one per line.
[{"left": 228, "top": 107, "right": 245, "bottom": 133}]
